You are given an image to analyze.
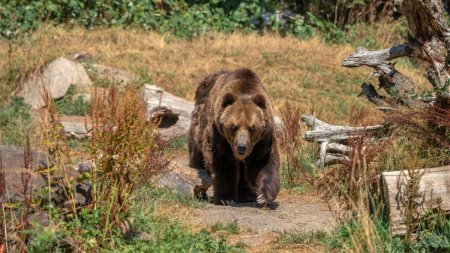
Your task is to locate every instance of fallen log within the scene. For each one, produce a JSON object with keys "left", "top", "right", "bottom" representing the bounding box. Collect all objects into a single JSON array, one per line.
[
  {"left": 143, "top": 84, "right": 194, "bottom": 141},
  {"left": 381, "top": 165, "right": 450, "bottom": 236},
  {"left": 301, "top": 114, "right": 387, "bottom": 167}
]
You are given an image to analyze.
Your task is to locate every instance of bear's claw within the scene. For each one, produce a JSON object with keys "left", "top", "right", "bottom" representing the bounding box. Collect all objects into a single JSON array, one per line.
[
  {"left": 220, "top": 200, "right": 237, "bottom": 206},
  {"left": 256, "top": 194, "right": 266, "bottom": 205}
]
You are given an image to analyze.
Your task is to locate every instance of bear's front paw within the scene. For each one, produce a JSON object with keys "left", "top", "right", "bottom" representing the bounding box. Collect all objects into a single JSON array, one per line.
[{"left": 256, "top": 188, "right": 276, "bottom": 207}]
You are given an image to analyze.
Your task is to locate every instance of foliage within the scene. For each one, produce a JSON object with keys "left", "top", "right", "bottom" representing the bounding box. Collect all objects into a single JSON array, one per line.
[
  {"left": 54, "top": 84, "right": 90, "bottom": 116},
  {"left": 1, "top": 0, "right": 396, "bottom": 43},
  {"left": 0, "top": 96, "right": 32, "bottom": 145}
]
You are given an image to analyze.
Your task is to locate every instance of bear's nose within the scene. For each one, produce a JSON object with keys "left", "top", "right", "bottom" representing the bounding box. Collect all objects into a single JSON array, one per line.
[{"left": 237, "top": 144, "right": 247, "bottom": 154}]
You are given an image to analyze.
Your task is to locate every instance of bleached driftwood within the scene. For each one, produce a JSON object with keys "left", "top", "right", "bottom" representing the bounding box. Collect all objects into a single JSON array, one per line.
[
  {"left": 381, "top": 165, "right": 450, "bottom": 236},
  {"left": 301, "top": 114, "right": 386, "bottom": 167}
]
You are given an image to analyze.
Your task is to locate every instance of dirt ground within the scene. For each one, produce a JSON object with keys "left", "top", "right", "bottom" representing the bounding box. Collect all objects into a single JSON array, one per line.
[{"left": 189, "top": 191, "right": 336, "bottom": 252}]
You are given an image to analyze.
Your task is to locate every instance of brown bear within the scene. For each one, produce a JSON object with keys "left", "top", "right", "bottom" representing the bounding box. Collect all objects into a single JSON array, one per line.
[{"left": 188, "top": 68, "right": 280, "bottom": 207}]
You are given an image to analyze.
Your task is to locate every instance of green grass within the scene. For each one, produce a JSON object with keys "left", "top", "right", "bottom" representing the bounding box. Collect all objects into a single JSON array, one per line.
[
  {"left": 275, "top": 230, "right": 330, "bottom": 249},
  {"left": 165, "top": 136, "right": 188, "bottom": 153},
  {"left": 118, "top": 187, "right": 242, "bottom": 252},
  {"left": 0, "top": 96, "right": 32, "bottom": 145},
  {"left": 210, "top": 221, "right": 241, "bottom": 235}
]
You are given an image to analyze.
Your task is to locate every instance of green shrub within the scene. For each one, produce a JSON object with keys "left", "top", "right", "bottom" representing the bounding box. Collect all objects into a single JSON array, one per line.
[
  {"left": 0, "top": 0, "right": 321, "bottom": 40},
  {"left": 0, "top": 96, "right": 32, "bottom": 145}
]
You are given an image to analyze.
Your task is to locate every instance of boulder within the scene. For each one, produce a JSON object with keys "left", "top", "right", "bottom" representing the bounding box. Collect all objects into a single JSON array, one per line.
[
  {"left": 86, "top": 64, "right": 136, "bottom": 86},
  {"left": 20, "top": 57, "right": 92, "bottom": 109},
  {"left": 155, "top": 160, "right": 211, "bottom": 199}
]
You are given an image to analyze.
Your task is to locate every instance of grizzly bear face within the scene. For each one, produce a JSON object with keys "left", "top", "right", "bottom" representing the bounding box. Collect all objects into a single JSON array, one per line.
[{"left": 217, "top": 92, "right": 268, "bottom": 160}]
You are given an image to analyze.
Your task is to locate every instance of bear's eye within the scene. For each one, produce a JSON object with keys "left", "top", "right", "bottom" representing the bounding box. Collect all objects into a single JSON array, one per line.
[
  {"left": 248, "top": 126, "right": 255, "bottom": 133},
  {"left": 230, "top": 125, "right": 238, "bottom": 132}
]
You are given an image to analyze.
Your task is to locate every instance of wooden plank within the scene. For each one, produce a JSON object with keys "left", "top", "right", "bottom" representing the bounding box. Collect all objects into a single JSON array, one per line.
[{"left": 381, "top": 166, "right": 450, "bottom": 236}]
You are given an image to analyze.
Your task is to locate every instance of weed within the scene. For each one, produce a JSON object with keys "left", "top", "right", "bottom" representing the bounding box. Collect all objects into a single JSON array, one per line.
[
  {"left": 318, "top": 108, "right": 386, "bottom": 216},
  {"left": 88, "top": 86, "right": 167, "bottom": 247},
  {"left": 119, "top": 187, "right": 242, "bottom": 252}
]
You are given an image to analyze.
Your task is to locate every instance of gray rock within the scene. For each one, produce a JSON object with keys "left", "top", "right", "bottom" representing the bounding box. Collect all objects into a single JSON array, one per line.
[
  {"left": 86, "top": 64, "right": 136, "bottom": 86},
  {"left": 19, "top": 57, "right": 92, "bottom": 108},
  {"left": 155, "top": 160, "right": 210, "bottom": 199},
  {"left": 78, "top": 162, "right": 92, "bottom": 174}
]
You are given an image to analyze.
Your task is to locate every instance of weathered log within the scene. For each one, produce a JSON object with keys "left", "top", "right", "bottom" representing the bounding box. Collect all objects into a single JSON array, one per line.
[
  {"left": 345, "top": 0, "right": 450, "bottom": 106},
  {"left": 381, "top": 166, "right": 450, "bottom": 236},
  {"left": 301, "top": 114, "right": 386, "bottom": 168},
  {"left": 154, "top": 160, "right": 211, "bottom": 199},
  {"left": 358, "top": 83, "right": 394, "bottom": 108}
]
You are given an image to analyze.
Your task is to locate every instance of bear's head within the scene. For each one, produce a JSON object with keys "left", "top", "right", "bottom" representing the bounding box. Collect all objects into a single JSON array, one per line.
[{"left": 217, "top": 92, "right": 269, "bottom": 160}]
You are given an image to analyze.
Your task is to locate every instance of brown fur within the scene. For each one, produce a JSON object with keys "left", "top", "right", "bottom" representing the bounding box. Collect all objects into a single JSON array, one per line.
[{"left": 188, "top": 68, "right": 280, "bottom": 206}]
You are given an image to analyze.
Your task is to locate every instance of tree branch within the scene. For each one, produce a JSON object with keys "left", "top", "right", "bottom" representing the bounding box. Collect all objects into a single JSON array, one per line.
[{"left": 342, "top": 44, "right": 412, "bottom": 68}]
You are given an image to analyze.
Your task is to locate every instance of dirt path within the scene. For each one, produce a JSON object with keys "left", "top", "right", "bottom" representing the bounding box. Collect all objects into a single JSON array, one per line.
[{"left": 189, "top": 191, "right": 336, "bottom": 251}]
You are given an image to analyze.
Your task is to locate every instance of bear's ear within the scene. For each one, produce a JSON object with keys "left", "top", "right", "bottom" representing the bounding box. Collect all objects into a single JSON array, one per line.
[
  {"left": 222, "top": 92, "right": 237, "bottom": 108},
  {"left": 252, "top": 94, "right": 266, "bottom": 109}
]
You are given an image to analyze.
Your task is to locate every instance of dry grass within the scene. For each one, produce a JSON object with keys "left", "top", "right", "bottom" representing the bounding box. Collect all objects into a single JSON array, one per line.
[{"left": 0, "top": 25, "right": 429, "bottom": 124}]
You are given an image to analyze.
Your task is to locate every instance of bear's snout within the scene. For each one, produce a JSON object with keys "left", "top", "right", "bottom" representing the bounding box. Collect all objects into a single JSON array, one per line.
[
  {"left": 235, "top": 130, "right": 250, "bottom": 158},
  {"left": 237, "top": 143, "right": 247, "bottom": 154}
]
